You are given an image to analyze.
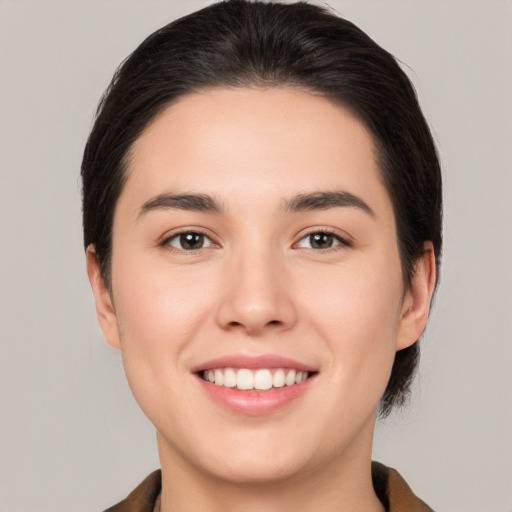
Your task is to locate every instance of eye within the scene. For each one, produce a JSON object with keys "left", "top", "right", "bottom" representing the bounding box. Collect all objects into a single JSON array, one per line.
[
  {"left": 165, "top": 231, "right": 213, "bottom": 251},
  {"left": 296, "top": 231, "right": 349, "bottom": 250}
]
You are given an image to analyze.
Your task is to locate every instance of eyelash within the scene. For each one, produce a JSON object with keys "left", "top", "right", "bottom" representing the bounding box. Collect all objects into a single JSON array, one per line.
[
  {"left": 160, "top": 229, "right": 216, "bottom": 253},
  {"left": 295, "top": 229, "right": 352, "bottom": 251},
  {"left": 160, "top": 228, "right": 351, "bottom": 254}
]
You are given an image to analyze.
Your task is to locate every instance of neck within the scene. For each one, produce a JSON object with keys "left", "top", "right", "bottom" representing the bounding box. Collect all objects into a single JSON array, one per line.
[{"left": 156, "top": 430, "right": 384, "bottom": 512}]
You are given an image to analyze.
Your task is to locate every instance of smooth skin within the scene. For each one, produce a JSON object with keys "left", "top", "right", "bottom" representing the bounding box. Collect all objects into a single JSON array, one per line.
[{"left": 87, "top": 87, "right": 436, "bottom": 512}]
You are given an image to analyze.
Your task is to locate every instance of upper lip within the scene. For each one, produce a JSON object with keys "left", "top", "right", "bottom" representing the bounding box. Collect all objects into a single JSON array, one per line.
[{"left": 191, "top": 354, "right": 317, "bottom": 373}]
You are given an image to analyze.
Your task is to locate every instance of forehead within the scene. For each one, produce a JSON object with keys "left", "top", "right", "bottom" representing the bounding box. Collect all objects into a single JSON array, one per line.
[{"left": 120, "top": 86, "right": 391, "bottom": 218}]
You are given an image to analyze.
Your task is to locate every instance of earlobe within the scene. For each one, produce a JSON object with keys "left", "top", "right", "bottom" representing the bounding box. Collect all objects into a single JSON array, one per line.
[
  {"left": 86, "top": 245, "right": 121, "bottom": 350},
  {"left": 396, "top": 241, "right": 437, "bottom": 351}
]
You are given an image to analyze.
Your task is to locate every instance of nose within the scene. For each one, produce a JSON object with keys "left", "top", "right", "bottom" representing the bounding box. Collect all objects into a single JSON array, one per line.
[{"left": 215, "top": 247, "right": 298, "bottom": 336}]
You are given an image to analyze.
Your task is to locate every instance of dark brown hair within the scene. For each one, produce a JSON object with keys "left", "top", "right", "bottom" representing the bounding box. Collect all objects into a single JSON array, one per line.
[{"left": 81, "top": 0, "right": 442, "bottom": 416}]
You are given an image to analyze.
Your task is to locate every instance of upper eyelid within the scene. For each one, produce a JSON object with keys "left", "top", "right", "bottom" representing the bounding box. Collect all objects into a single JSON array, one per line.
[
  {"left": 160, "top": 228, "right": 218, "bottom": 247},
  {"left": 158, "top": 226, "right": 352, "bottom": 247},
  {"left": 294, "top": 227, "right": 352, "bottom": 244},
  {"left": 295, "top": 234, "right": 351, "bottom": 250}
]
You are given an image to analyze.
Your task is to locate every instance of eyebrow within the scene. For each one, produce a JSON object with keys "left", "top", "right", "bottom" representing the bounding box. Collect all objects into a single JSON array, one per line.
[
  {"left": 138, "top": 190, "right": 374, "bottom": 218},
  {"left": 284, "top": 191, "right": 375, "bottom": 217},
  {"left": 138, "top": 193, "right": 224, "bottom": 217}
]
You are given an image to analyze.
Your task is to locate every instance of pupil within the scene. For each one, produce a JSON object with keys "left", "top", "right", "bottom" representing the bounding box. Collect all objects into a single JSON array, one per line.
[
  {"left": 311, "top": 233, "right": 333, "bottom": 249},
  {"left": 180, "top": 233, "right": 204, "bottom": 250}
]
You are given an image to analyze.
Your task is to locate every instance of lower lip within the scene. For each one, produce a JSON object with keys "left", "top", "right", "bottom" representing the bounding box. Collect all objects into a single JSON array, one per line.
[{"left": 197, "top": 375, "right": 315, "bottom": 416}]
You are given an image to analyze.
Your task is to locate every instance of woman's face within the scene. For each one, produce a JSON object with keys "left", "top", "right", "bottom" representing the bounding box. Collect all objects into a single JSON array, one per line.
[{"left": 88, "top": 87, "right": 432, "bottom": 484}]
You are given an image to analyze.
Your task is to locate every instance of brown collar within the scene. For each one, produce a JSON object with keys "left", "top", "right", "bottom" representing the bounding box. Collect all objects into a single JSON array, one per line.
[
  {"left": 103, "top": 462, "right": 434, "bottom": 512},
  {"left": 371, "top": 461, "right": 434, "bottom": 512}
]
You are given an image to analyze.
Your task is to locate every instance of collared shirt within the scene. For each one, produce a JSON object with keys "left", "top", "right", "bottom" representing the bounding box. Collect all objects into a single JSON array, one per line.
[{"left": 104, "top": 462, "right": 434, "bottom": 512}]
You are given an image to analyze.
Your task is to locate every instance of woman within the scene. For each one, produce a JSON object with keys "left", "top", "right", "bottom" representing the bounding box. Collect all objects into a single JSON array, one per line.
[{"left": 82, "top": 1, "right": 441, "bottom": 510}]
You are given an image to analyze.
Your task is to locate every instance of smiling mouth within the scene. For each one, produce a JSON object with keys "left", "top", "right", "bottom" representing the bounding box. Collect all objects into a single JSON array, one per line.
[{"left": 200, "top": 368, "right": 312, "bottom": 391}]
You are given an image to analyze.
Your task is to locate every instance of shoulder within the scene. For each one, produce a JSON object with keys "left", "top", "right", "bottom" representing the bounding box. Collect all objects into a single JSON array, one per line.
[
  {"left": 103, "top": 470, "right": 161, "bottom": 512},
  {"left": 372, "top": 461, "right": 435, "bottom": 512}
]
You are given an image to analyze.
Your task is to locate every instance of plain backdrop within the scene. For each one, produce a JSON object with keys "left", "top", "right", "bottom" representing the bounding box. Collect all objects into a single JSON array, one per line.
[{"left": 1, "top": 1, "right": 511, "bottom": 511}]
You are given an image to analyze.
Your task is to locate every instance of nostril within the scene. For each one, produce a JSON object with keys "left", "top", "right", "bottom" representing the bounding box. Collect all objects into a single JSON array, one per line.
[{"left": 224, "top": 319, "right": 282, "bottom": 332}]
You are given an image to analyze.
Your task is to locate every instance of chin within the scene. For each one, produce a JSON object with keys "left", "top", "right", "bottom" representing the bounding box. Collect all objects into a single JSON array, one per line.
[
  {"left": 158, "top": 422, "right": 317, "bottom": 486},
  {"left": 201, "top": 447, "right": 312, "bottom": 486}
]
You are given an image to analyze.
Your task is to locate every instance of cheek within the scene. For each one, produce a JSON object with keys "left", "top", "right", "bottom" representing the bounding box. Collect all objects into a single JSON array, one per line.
[
  {"left": 300, "top": 256, "right": 404, "bottom": 385},
  {"left": 109, "top": 260, "right": 223, "bottom": 438},
  {"left": 110, "top": 251, "right": 218, "bottom": 385}
]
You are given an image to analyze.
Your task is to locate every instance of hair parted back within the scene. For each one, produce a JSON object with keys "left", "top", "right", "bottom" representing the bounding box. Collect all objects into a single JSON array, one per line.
[{"left": 81, "top": 0, "right": 442, "bottom": 416}]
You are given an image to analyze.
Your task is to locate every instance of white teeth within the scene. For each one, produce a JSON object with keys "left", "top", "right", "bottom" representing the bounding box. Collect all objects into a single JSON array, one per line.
[
  {"left": 272, "top": 369, "right": 285, "bottom": 388},
  {"left": 285, "top": 369, "right": 296, "bottom": 386},
  {"left": 254, "top": 369, "right": 273, "bottom": 390},
  {"left": 202, "top": 367, "right": 310, "bottom": 390},
  {"left": 214, "top": 369, "right": 224, "bottom": 386},
  {"left": 223, "top": 368, "right": 237, "bottom": 388},
  {"left": 236, "top": 369, "right": 254, "bottom": 390}
]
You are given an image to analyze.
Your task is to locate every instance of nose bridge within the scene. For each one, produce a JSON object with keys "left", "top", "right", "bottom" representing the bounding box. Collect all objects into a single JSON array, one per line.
[{"left": 216, "top": 236, "right": 296, "bottom": 334}]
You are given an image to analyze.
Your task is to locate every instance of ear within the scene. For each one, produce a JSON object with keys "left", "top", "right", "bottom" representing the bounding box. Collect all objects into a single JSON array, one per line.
[
  {"left": 86, "top": 245, "right": 121, "bottom": 349},
  {"left": 396, "top": 241, "right": 437, "bottom": 351}
]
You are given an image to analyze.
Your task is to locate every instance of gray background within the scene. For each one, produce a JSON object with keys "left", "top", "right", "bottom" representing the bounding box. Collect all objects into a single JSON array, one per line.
[{"left": 1, "top": 1, "right": 511, "bottom": 511}]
